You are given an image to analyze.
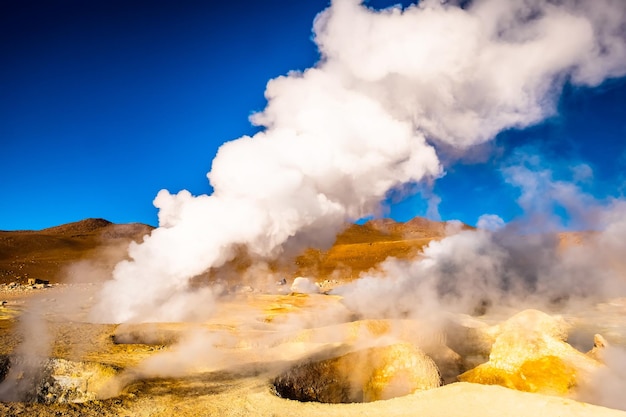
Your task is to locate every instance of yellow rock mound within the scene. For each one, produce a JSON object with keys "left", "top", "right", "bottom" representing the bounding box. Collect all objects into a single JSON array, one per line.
[{"left": 459, "top": 309, "right": 600, "bottom": 395}]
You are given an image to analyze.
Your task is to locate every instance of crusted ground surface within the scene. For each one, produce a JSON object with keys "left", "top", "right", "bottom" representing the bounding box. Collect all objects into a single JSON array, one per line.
[
  {"left": 1, "top": 219, "right": 623, "bottom": 416},
  {"left": 0, "top": 285, "right": 625, "bottom": 417}
]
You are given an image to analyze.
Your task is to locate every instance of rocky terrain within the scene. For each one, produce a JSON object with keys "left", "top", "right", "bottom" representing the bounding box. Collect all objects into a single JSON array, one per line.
[
  {"left": 293, "top": 217, "right": 468, "bottom": 281},
  {"left": 0, "top": 218, "right": 624, "bottom": 416}
]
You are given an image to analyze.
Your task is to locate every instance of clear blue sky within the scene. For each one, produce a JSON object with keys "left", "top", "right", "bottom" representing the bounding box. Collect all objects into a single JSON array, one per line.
[{"left": 1, "top": 0, "right": 625, "bottom": 230}]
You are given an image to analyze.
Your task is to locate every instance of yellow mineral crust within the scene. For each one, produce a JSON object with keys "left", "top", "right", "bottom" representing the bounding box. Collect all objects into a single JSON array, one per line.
[
  {"left": 459, "top": 355, "right": 577, "bottom": 394},
  {"left": 363, "top": 343, "right": 442, "bottom": 402},
  {"left": 272, "top": 342, "right": 441, "bottom": 403},
  {"left": 459, "top": 309, "right": 601, "bottom": 396}
]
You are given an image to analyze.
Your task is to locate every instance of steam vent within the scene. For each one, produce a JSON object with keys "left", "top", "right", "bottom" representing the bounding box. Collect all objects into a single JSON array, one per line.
[
  {"left": 273, "top": 343, "right": 442, "bottom": 403},
  {"left": 3, "top": 0, "right": 626, "bottom": 414},
  {"left": 0, "top": 356, "right": 118, "bottom": 404}
]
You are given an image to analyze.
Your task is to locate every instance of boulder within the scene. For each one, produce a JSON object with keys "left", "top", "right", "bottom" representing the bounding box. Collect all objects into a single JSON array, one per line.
[
  {"left": 459, "top": 309, "right": 601, "bottom": 395},
  {"left": 362, "top": 343, "right": 443, "bottom": 402}
]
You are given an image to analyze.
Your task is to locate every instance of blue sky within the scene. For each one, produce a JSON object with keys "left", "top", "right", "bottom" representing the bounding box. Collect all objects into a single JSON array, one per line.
[{"left": 1, "top": 0, "right": 625, "bottom": 231}]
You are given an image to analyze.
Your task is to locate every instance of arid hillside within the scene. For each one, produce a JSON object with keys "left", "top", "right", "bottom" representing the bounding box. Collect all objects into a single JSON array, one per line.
[
  {"left": 1, "top": 217, "right": 591, "bottom": 288},
  {"left": 0, "top": 217, "right": 460, "bottom": 286},
  {"left": 0, "top": 219, "right": 153, "bottom": 285},
  {"left": 294, "top": 217, "right": 467, "bottom": 281}
]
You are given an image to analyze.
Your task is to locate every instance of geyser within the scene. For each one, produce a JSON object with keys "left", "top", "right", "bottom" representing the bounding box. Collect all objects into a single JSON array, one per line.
[
  {"left": 91, "top": 0, "right": 626, "bottom": 324},
  {"left": 272, "top": 343, "right": 442, "bottom": 403}
]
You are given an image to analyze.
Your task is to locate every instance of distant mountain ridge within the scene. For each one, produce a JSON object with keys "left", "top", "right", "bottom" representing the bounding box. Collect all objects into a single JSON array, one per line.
[
  {"left": 38, "top": 218, "right": 114, "bottom": 235},
  {"left": 295, "top": 217, "right": 462, "bottom": 281},
  {"left": 0, "top": 216, "right": 456, "bottom": 285}
]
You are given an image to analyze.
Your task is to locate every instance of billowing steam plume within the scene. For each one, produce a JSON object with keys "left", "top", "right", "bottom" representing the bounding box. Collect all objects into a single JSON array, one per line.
[
  {"left": 335, "top": 207, "right": 626, "bottom": 321},
  {"left": 92, "top": 0, "right": 626, "bottom": 323}
]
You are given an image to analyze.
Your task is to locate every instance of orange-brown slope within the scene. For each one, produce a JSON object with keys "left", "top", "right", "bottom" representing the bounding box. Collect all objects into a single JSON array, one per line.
[
  {"left": 0, "top": 216, "right": 462, "bottom": 287},
  {"left": 0, "top": 218, "right": 153, "bottom": 284},
  {"left": 192, "top": 217, "right": 464, "bottom": 288},
  {"left": 294, "top": 217, "right": 466, "bottom": 281}
]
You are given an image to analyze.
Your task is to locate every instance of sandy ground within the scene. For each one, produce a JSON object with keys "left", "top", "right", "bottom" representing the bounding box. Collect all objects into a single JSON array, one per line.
[{"left": 1, "top": 284, "right": 625, "bottom": 417}]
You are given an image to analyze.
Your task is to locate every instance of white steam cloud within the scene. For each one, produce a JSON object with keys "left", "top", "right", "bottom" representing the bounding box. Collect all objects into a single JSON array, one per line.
[
  {"left": 335, "top": 155, "right": 626, "bottom": 318},
  {"left": 335, "top": 213, "right": 626, "bottom": 322},
  {"left": 92, "top": 0, "right": 626, "bottom": 323}
]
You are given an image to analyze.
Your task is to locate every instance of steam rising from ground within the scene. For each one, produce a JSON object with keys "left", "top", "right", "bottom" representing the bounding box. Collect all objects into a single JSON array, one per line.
[
  {"left": 336, "top": 213, "right": 626, "bottom": 321},
  {"left": 92, "top": 0, "right": 626, "bottom": 324},
  {"left": 0, "top": 304, "right": 51, "bottom": 402},
  {"left": 581, "top": 345, "right": 626, "bottom": 410},
  {"left": 337, "top": 166, "right": 626, "bottom": 320},
  {"left": 2, "top": 2, "right": 626, "bottom": 413}
]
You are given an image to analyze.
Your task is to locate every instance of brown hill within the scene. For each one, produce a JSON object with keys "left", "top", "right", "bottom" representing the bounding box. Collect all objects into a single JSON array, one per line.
[
  {"left": 0, "top": 218, "right": 154, "bottom": 284},
  {"left": 294, "top": 217, "right": 467, "bottom": 281},
  {"left": 0, "top": 216, "right": 462, "bottom": 286}
]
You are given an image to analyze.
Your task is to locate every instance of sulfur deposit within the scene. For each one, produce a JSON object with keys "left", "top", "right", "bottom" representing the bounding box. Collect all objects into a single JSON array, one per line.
[{"left": 459, "top": 309, "right": 602, "bottom": 395}]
